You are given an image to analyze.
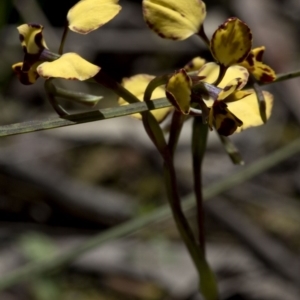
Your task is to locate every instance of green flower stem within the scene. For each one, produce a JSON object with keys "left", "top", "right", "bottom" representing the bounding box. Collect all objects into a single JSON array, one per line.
[
  {"left": 97, "top": 70, "right": 215, "bottom": 296},
  {"left": 58, "top": 21, "right": 69, "bottom": 55},
  {"left": 197, "top": 25, "right": 210, "bottom": 47},
  {"left": 168, "top": 111, "right": 187, "bottom": 158},
  {"left": 140, "top": 102, "right": 217, "bottom": 298},
  {"left": 1, "top": 137, "right": 300, "bottom": 291},
  {"left": 192, "top": 119, "right": 218, "bottom": 297},
  {"left": 143, "top": 74, "right": 170, "bottom": 102},
  {"left": 141, "top": 112, "right": 168, "bottom": 158},
  {"left": 163, "top": 154, "right": 219, "bottom": 300},
  {"left": 192, "top": 118, "right": 209, "bottom": 252}
]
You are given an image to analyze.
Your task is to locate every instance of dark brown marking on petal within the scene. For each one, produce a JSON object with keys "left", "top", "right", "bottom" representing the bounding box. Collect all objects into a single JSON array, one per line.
[
  {"left": 186, "top": 61, "right": 194, "bottom": 69},
  {"left": 13, "top": 68, "right": 39, "bottom": 85},
  {"left": 166, "top": 90, "right": 182, "bottom": 113},
  {"left": 158, "top": 31, "right": 166, "bottom": 39},
  {"left": 245, "top": 53, "right": 254, "bottom": 66},
  {"left": 259, "top": 73, "right": 275, "bottom": 83},
  {"left": 29, "top": 23, "right": 43, "bottom": 29},
  {"left": 145, "top": 17, "right": 180, "bottom": 40},
  {"left": 34, "top": 32, "right": 45, "bottom": 50},
  {"left": 213, "top": 100, "right": 228, "bottom": 115},
  {"left": 19, "top": 34, "right": 25, "bottom": 42},
  {"left": 223, "top": 85, "right": 232, "bottom": 92},
  {"left": 72, "top": 25, "right": 100, "bottom": 35},
  {"left": 236, "top": 78, "right": 243, "bottom": 89},
  {"left": 22, "top": 61, "right": 31, "bottom": 72},
  {"left": 256, "top": 48, "right": 264, "bottom": 62},
  {"left": 217, "top": 118, "right": 237, "bottom": 136},
  {"left": 22, "top": 45, "right": 27, "bottom": 54}
]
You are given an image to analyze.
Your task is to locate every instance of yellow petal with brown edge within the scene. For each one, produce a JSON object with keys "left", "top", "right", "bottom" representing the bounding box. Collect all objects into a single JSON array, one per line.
[
  {"left": 240, "top": 47, "right": 276, "bottom": 83},
  {"left": 184, "top": 56, "right": 206, "bottom": 72},
  {"left": 17, "top": 24, "right": 48, "bottom": 54},
  {"left": 118, "top": 74, "right": 171, "bottom": 122},
  {"left": 143, "top": 0, "right": 206, "bottom": 40},
  {"left": 227, "top": 90, "right": 273, "bottom": 132},
  {"left": 37, "top": 53, "right": 100, "bottom": 81},
  {"left": 198, "top": 62, "right": 249, "bottom": 89},
  {"left": 166, "top": 69, "right": 192, "bottom": 114},
  {"left": 12, "top": 61, "right": 40, "bottom": 85},
  {"left": 217, "top": 78, "right": 243, "bottom": 100},
  {"left": 68, "top": 0, "right": 121, "bottom": 34},
  {"left": 210, "top": 18, "right": 252, "bottom": 67}
]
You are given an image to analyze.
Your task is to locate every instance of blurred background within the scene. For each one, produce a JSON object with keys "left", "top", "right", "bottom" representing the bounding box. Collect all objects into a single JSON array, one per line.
[{"left": 0, "top": 0, "right": 300, "bottom": 299}]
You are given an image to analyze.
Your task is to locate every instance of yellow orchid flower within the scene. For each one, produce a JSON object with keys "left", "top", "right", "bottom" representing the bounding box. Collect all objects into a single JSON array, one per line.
[
  {"left": 165, "top": 62, "right": 273, "bottom": 136},
  {"left": 143, "top": 0, "right": 206, "bottom": 40},
  {"left": 12, "top": 24, "right": 100, "bottom": 85},
  {"left": 198, "top": 63, "right": 273, "bottom": 135},
  {"left": 67, "top": 0, "right": 121, "bottom": 34},
  {"left": 118, "top": 74, "right": 172, "bottom": 123},
  {"left": 240, "top": 46, "right": 276, "bottom": 83}
]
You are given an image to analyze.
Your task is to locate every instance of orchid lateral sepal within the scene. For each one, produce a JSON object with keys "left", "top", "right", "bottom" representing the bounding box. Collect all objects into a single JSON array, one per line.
[
  {"left": 218, "top": 134, "right": 244, "bottom": 165},
  {"left": 44, "top": 80, "right": 69, "bottom": 116},
  {"left": 48, "top": 82, "right": 103, "bottom": 107}
]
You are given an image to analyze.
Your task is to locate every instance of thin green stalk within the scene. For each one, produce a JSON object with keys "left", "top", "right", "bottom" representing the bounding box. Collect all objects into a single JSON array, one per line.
[
  {"left": 168, "top": 111, "right": 187, "bottom": 158},
  {"left": 163, "top": 155, "right": 219, "bottom": 300},
  {"left": 197, "top": 25, "right": 210, "bottom": 47},
  {"left": 269, "top": 70, "right": 300, "bottom": 84},
  {"left": 0, "top": 138, "right": 300, "bottom": 290},
  {"left": 58, "top": 21, "right": 69, "bottom": 55},
  {"left": 141, "top": 105, "right": 217, "bottom": 298},
  {"left": 143, "top": 74, "right": 170, "bottom": 102},
  {"left": 192, "top": 118, "right": 209, "bottom": 252}
]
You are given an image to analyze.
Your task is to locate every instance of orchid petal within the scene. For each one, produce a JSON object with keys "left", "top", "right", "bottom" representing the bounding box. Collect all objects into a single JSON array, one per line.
[
  {"left": 68, "top": 0, "right": 121, "bottom": 34},
  {"left": 37, "top": 53, "right": 100, "bottom": 81},
  {"left": 210, "top": 18, "right": 252, "bottom": 67},
  {"left": 143, "top": 0, "right": 206, "bottom": 40}
]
